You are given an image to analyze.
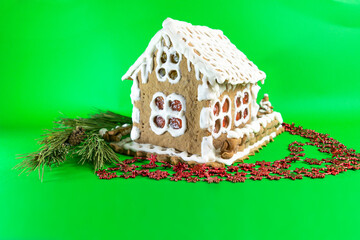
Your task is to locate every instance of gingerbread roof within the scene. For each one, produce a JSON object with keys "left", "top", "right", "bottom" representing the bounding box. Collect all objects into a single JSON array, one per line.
[{"left": 122, "top": 18, "right": 266, "bottom": 85}]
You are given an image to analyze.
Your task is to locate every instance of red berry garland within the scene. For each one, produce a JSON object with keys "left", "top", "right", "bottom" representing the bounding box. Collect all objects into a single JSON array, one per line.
[{"left": 96, "top": 123, "right": 360, "bottom": 183}]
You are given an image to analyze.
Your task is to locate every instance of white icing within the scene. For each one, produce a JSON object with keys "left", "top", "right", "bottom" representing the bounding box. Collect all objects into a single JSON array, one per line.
[
  {"left": 187, "top": 58, "right": 192, "bottom": 72},
  {"left": 132, "top": 107, "right": 140, "bottom": 123},
  {"left": 197, "top": 80, "right": 216, "bottom": 101},
  {"left": 131, "top": 126, "right": 140, "bottom": 140},
  {"left": 122, "top": 123, "right": 131, "bottom": 127},
  {"left": 199, "top": 107, "right": 212, "bottom": 129},
  {"left": 227, "top": 111, "right": 283, "bottom": 139},
  {"left": 149, "top": 92, "right": 187, "bottom": 137},
  {"left": 119, "top": 124, "right": 283, "bottom": 166},
  {"left": 201, "top": 136, "right": 216, "bottom": 162},
  {"left": 155, "top": 38, "right": 182, "bottom": 84},
  {"left": 234, "top": 86, "right": 251, "bottom": 127},
  {"left": 130, "top": 76, "right": 140, "bottom": 103},
  {"left": 99, "top": 128, "right": 107, "bottom": 137},
  {"left": 250, "top": 83, "right": 261, "bottom": 121},
  {"left": 122, "top": 18, "right": 266, "bottom": 87}
]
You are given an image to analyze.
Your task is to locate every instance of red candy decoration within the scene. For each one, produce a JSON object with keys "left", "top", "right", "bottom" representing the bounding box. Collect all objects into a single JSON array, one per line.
[
  {"left": 243, "top": 92, "right": 249, "bottom": 104},
  {"left": 170, "top": 100, "right": 182, "bottom": 111},
  {"left": 222, "top": 98, "right": 229, "bottom": 112},
  {"left": 236, "top": 111, "right": 242, "bottom": 121},
  {"left": 169, "top": 117, "right": 182, "bottom": 129},
  {"left": 243, "top": 108, "right": 248, "bottom": 119},
  {"left": 97, "top": 122, "right": 360, "bottom": 184},
  {"left": 213, "top": 102, "right": 220, "bottom": 116},
  {"left": 214, "top": 119, "right": 221, "bottom": 133},
  {"left": 222, "top": 116, "right": 229, "bottom": 128},
  {"left": 154, "top": 116, "right": 165, "bottom": 128},
  {"left": 155, "top": 96, "right": 164, "bottom": 110}
]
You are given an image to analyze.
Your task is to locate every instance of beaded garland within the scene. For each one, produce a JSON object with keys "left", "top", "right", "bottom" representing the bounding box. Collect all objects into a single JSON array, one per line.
[{"left": 97, "top": 122, "right": 360, "bottom": 183}]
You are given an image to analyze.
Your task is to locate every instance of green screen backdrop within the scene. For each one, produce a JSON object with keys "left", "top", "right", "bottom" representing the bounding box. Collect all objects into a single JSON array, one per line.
[{"left": 1, "top": 0, "right": 360, "bottom": 239}]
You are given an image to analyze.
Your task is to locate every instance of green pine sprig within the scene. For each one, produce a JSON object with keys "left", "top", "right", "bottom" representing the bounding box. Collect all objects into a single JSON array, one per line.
[
  {"left": 76, "top": 133, "right": 119, "bottom": 171},
  {"left": 14, "top": 111, "right": 132, "bottom": 181}
]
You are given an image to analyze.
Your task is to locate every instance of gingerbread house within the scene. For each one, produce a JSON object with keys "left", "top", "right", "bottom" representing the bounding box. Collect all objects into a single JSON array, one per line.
[{"left": 117, "top": 18, "right": 284, "bottom": 165}]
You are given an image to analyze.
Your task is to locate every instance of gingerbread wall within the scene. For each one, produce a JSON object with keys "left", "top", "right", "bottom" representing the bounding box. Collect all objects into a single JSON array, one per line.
[{"left": 132, "top": 51, "right": 210, "bottom": 155}]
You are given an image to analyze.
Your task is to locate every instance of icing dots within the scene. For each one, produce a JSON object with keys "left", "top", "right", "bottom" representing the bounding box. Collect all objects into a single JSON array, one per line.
[
  {"left": 149, "top": 92, "right": 186, "bottom": 137},
  {"left": 234, "top": 87, "right": 251, "bottom": 127},
  {"left": 212, "top": 95, "right": 231, "bottom": 139}
]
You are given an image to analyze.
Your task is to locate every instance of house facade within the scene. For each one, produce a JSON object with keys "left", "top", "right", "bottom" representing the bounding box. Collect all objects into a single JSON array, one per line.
[{"left": 121, "top": 18, "right": 283, "bottom": 165}]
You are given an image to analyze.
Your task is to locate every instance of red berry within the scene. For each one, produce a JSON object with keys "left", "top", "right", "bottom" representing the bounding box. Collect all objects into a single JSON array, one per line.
[
  {"left": 214, "top": 119, "right": 221, "bottom": 133},
  {"left": 223, "top": 116, "right": 229, "bottom": 128},
  {"left": 236, "top": 111, "right": 242, "bottom": 121},
  {"left": 154, "top": 116, "right": 165, "bottom": 128},
  {"left": 169, "top": 117, "right": 182, "bottom": 129},
  {"left": 243, "top": 108, "right": 248, "bottom": 119},
  {"left": 243, "top": 92, "right": 249, "bottom": 104},
  {"left": 170, "top": 100, "right": 182, "bottom": 111},
  {"left": 213, "top": 102, "right": 220, "bottom": 116},
  {"left": 236, "top": 97, "right": 241, "bottom": 107},
  {"left": 222, "top": 99, "right": 229, "bottom": 112},
  {"left": 155, "top": 96, "right": 164, "bottom": 110}
]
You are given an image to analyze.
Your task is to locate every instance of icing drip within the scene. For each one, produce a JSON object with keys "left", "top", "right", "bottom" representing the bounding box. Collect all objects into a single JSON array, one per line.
[
  {"left": 199, "top": 107, "right": 212, "bottom": 129},
  {"left": 131, "top": 126, "right": 140, "bottom": 140},
  {"left": 187, "top": 58, "right": 192, "bottom": 72},
  {"left": 250, "top": 83, "right": 261, "bottom": 121},
  {"left": 130, "top": 76, "right": 140, "bottom": 103},
  {"left": 201, "top": 136, "right": 216, "bottom": 162},
  {"left": 132, "top": 107, "right": 140, "bottom": 123}
]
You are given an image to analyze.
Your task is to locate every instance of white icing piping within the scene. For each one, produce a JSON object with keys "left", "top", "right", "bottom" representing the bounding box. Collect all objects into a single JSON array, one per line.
[
  {"left": 122, "top": 18, "right": 266, "bottom": 86},
  {"left": 119, "top": 124, "right": 283, "bottom": 166},
  {"left": 199, "top": 107, "right": 212, "bottom": 129},
  {"left": 234, "top": 86, "right": 251, "bottom": 127},
  {"left": 149, "top": 92, "right": 187, "bottom": 137},
  {"left": 211, "top": 95, "right": 232, "bottom": 139},
  {"left": 155, "top": 38, "right": 182, "bottom": 84},
  {"left": 250, "top": 83, "right": 260, "bottom": 121},
  {"left": 227, "top": 111, "right": 283, "bottom": 139},
  {"left": 131, "top": 126, "right": 140, "bottom": 140},
  {"left": 132, "top": 107, "right": 140, "bottom": 123}
]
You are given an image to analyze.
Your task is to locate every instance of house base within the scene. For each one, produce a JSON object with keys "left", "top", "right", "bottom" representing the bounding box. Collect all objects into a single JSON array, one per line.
[{"left": 110, "top": 123, "right": 284, "bottom": 167}]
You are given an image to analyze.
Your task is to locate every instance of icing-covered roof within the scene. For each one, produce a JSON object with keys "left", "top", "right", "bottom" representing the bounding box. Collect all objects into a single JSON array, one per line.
[{"left": 122, "top": 18, "right": 266, "bottom": 85}]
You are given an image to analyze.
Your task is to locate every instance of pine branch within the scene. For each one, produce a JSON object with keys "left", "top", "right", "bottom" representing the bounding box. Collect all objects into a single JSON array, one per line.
[
  {"left": 59, "top": 111, "right": 132, "bottom": 133},
  {"left": 76, "top": 133, "right": 119, "bottom": 170},
  {"left": 15, "top": 110, "right": 132, "bottom": 180},
  {"left": 14, "top": 128, "right": 73, "bottom": 181}
]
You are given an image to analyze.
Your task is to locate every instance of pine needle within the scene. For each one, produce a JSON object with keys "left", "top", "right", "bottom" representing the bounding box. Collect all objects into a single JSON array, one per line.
[
  {"left": 14, "top": 128, "right": 72, "bottom": 181},
  {"left": 59, "top": 111, "right": 132, "bottom": 133},
  {"left": 76, "top": 133, "right": 119, "bottom": 171}
]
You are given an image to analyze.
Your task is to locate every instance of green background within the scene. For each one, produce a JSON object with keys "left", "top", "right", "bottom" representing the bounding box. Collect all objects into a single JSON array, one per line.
[{"left": 1, "top": 0, "right": 360, "bottom": 239}]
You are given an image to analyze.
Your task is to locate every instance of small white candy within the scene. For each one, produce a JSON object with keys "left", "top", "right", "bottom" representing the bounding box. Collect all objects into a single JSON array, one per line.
[{"left": 99, "top": 128, "right": 108, "bottom": 137}]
